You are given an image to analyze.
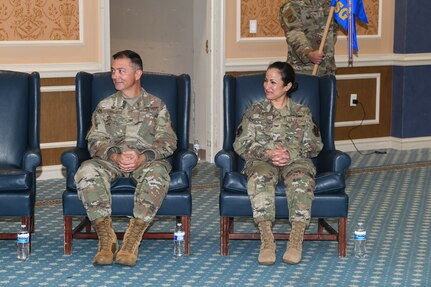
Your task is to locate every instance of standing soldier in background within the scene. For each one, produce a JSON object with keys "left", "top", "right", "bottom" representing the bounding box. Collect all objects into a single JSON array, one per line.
[
  {"left": 75, "top": 50, "right": 177, "bottom": 267},
  {"left": 280, "top": 0, "right": 338, "bottom": 76}
]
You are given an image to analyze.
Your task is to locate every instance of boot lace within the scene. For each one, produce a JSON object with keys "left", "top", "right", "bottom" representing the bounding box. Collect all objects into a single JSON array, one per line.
[
  {"left": 122, "top": 220, "right": 146, "bottom": 252},
  {"left": 290, "top": 223, "right": 305, "bottom": 249},
  {"left": 96, "top": 218, "right": 111, "bottom": 251}
]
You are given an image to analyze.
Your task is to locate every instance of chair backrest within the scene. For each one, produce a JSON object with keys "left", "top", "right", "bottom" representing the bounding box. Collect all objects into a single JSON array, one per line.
[
  {"left": 223, "top": 72, "right": 337, "bottom": 171},
  {"left": 0, "top": 70, "right": 40, "bottom": 167},
  {"left": 75, "top": 71, "right": 191, "bottom": 151}
]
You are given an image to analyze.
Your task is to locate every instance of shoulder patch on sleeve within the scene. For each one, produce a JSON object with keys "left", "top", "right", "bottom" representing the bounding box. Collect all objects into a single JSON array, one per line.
[
  {"left": 236, "top": 125, "right": 243, "bottom": 137},
  {"left": 312, "top": 118, "right": 320, "bottom": 137}
]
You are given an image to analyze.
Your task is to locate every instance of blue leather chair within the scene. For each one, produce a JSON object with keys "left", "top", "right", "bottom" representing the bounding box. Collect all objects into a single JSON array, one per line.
[
  {"left": 0, "top": 70, "right": 41, "bottom": 251},
  {"left": 61, "top": 71, "right": 197, "bottom": 255},
  {"left": 215, "top": 72, "right": 351, "bottom": 257}
]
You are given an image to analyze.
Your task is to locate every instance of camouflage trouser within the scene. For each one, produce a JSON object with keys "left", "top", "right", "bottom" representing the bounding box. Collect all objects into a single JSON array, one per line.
[
  {"left": 245, "top": 159, "right": 316, "bottom": 226},
  {"left": 75, "top": 158, "right": 171, "bottom": 222}
]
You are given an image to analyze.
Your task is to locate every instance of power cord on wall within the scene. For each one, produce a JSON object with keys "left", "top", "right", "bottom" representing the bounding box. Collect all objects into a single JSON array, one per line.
[{"left": 348, "top": 100, "right": 387, "bottom": 156}]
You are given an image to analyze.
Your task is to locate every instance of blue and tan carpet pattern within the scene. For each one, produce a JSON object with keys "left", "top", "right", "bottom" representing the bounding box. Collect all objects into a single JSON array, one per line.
[{"left": 0, "top": 148, "right": 431, "bottom": 286}]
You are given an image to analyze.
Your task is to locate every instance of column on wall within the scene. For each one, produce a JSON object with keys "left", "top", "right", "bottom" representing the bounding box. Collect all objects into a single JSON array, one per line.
[{"left": 392, "top": 0, "right": 431, "bottom": 138}]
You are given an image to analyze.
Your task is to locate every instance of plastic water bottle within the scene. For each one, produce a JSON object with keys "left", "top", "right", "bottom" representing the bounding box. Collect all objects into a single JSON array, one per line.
[
  {"left": 193, "top": 140, "right": 200, "bottom": 161},
  {"left": 17, "top": 224, "right": 29, "bottom": 261},
  {"left": 354, "top": 222, "right": 366, "bottom": 258},
  {"left": 173, "top": 223, "right": 185, "bottom": 257}
]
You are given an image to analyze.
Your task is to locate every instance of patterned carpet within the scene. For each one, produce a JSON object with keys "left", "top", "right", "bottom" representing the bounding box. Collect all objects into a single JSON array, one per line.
[{"left": 0, "top": 148, "right": 431, "bottom": 287}]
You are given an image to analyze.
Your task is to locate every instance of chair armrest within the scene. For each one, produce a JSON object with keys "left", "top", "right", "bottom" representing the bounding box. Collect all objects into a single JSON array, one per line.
[
  {"left": 316, "top": 149, "right": 351, "bottom": 174},
  {"left": 172, "top": 149, "right": 198, "bottom": 180},
  {"left": 61, "top": 148, "right": 91, "bottom": 190},
  {"left": 23, "top": 148, "right": 42, "bottom": 172},
  {"left": 215, "top": 149, "right": 237, "bottom": 183}
]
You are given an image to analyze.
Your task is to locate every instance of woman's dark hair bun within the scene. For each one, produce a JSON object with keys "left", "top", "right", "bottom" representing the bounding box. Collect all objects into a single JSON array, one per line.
[
  {"left": 267, "top": 61, "right": 296, "bottom": 90},
  {"left": 291, "top": 82, "right": 299, "bottom": 93}
]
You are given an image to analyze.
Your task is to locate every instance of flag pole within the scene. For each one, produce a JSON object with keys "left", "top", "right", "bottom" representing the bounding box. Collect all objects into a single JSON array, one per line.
[
  {"left": 348, "top": 0, "right": 353, "bottom": 67},
  {"left": 312, "top": 6, "right": 335, "bottom": 76}
]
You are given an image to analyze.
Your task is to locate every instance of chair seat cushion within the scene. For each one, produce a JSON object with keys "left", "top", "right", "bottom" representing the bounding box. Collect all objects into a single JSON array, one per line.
[
  {"left": 0, "top": 167, "right": 30, "bottom": 191},
  {"left": 219, "top": 189, "right": 348, "bottom": 218},
  {"left": 220, "top": 170, "right": 348, "bottom": 218},
  {"left": 0, "top": 191, "right": 32, "bottom": 216},
  {"left": 222, "top": 171, "right": 345, "bottom": 195},
  {"left": 63, "top": 188, "right": 191, "bottom": 216}
]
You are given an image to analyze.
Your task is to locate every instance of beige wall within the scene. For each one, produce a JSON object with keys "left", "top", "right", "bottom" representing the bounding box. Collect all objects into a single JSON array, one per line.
[
  {"left": 226, "top": 0, "right": 394, "bottom": 60},
  {"left": 110, "top": 0, "right": 194, "bottom": 76},
  {"left": 0, "top": 0, "right": 103, "bottom": 66},
  {"left": 0, "top": 0, "right": 107, "bottom": 175},
  {"left": 225, "top": 0, "right": 396, "bottom": 146},
  {"left": 110, "top": 0, "right": 210, "bottom": 158}
]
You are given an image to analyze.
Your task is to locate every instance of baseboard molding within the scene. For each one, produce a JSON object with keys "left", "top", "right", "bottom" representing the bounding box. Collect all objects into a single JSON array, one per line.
[
  {"left": 335, "top": 136, "right": 431, "bottom": 152},
  {"left": 36, "top": 165, "right": 65, "bottom": 181},
  {"left": 36, "top": 137, "right": 431, "bottom": 180}
]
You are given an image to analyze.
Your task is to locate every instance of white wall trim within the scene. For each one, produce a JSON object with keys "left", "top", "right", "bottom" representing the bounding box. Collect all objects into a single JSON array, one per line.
[
  {"left": 36, "top": 165, "right": 65, "bottom": 181},
  {"left": 209, "top": 0, "right": 225, "bottom": 161},
  {"left": 225, "top": 53, "right": 431, "bottom": 72},
  {"left": 0, "top": 62, "right": 103, "bottom": 78},
  {"left": 40, "top": 141, "right": 76, "bottom": 149},
  {"left": 335, "top": 73, "right": 381, "bottom": 127},
  {"left": 101, "top": 0, "right": 111, "bottom": 71},
  {"left": 335, "top": 136, "right": 431, "bottom": 152},
  {"left": 41, "top": 85, "right": 76, "bottom": 93}
]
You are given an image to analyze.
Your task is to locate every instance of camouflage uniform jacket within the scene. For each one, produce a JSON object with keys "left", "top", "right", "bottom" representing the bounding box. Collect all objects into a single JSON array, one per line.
[
  {"left": 280, "top": 0, "right": 338, "bottom": 76},
  {"left": 86, "top": 88, "right": 177, "bottom": 162},
  {"left": 233, "top": 98, "right": 323, "bottom": 167}
]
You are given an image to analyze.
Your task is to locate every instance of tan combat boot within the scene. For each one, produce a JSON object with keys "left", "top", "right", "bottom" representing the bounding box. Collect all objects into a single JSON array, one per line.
[
  {"left": 283, "top": 221, "right": 306, "bottom": 264},
  {"left": 257, "top": 221, "right": 276, "bottom": 265},
  {"left": 115, "top": 218, "right": 149, "bottom": 266},
  {"left": 92, "top": 217, "right": 118, "bottom": 265}
]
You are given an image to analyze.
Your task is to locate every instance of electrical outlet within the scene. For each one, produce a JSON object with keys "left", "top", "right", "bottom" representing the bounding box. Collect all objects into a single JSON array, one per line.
[
  {"left": 350, "top": 94, "right": 357, "bottom": 107},
  {"left": 249, "top": 20, "right": 257, "bottom": 34}
]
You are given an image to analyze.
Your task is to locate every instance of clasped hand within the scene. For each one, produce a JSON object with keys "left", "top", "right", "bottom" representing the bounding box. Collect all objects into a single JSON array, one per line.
[
  {"left": 111, "top": 150, "right": 146, "bottom": 173},
  {"left": 266, "top": 147, "right": 290, "bottom": 167}
]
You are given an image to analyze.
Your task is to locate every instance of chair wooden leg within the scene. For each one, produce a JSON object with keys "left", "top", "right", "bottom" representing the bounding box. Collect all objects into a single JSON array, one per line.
[
  {"left": 338, "top": 218, "right": 347, "bottom": 257},
  {"left": 23, "top": 215, "right": 35, "bottom": 233},
  {"left": 85, "top": 219, "right": 92, "bottom": 232},
  {"left": 64, "top": 216, "right": 73, "bottom": 255},
  {"left": 318, "top": 218, "right": 324, "bottom": 234},
  {"left": 220, "top": 217, "right": 230, "bottom": 256},
  {"left": 181, "top": 216, "right": 191, "bottom": 256},
  {"left": 21, "top": 216, "right": 32, "bottom": 254}
]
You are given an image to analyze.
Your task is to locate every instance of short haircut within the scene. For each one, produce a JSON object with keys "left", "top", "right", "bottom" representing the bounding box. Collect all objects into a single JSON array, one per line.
[{"left": 112, "top": 50, "right": 143, "bottom": 70}]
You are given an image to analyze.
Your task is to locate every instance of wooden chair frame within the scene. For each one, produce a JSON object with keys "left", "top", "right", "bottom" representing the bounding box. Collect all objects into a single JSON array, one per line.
[{"left": 220, "top": 217, "right": 347, "bottom": 257}]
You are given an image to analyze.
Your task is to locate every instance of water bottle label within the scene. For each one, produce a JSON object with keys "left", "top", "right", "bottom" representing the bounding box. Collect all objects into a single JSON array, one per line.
[
  {"left": 174, "top": 232, "right": 185, "bottom": 241},
  {"left": 354, "top": 230, "right": 366, "bottom": 240},
  {"left": 17, "top": 233, "right": 29, "bottom": 243}
]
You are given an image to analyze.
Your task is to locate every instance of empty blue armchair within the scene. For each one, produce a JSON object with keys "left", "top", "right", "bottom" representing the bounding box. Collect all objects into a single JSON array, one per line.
[
  {"left": 215, "top": 72, "right": 351, "bottom": 256},
  {"left": 61, "top": 71, "right": 197, "bottom": 255},
  {"left": 0, "top": 70, "right": 41, "bottom": 250}
]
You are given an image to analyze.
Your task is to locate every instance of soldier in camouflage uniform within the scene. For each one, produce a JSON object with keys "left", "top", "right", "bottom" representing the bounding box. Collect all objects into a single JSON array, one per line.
[
  {"left": 280, "top": 0, "right": 338, "bottom": 76},
  {"left": 233, "top": 62, "right": 323, "bottom": 265},
  {"left": 75, "top": 50, "right": 177, "bottom": 267}
]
